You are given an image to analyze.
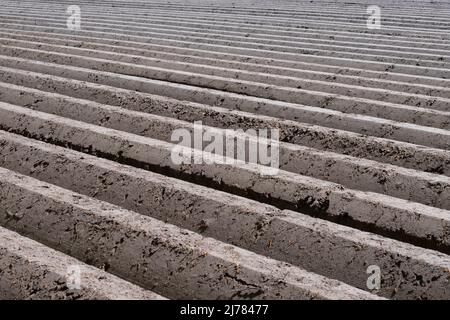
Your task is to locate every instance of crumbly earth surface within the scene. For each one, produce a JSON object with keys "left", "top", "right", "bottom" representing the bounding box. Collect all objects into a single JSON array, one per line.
[{"left": 0, "top": 0, "right": 449, "bottom": 300}]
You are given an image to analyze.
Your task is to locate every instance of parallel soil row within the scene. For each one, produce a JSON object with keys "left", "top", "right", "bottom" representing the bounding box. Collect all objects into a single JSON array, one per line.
[{"left": 0, "top": 0, "right": 448, "bottom": 300}]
